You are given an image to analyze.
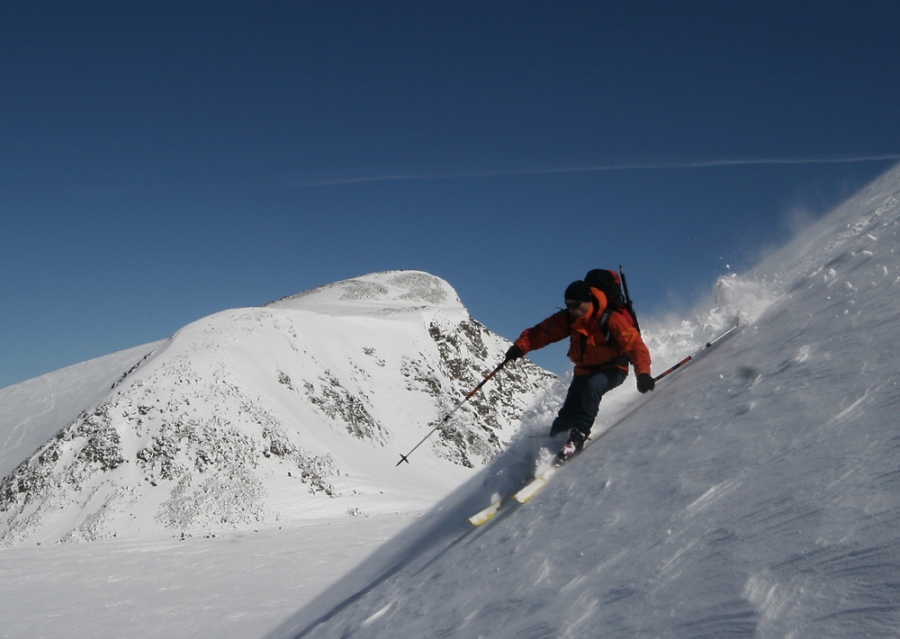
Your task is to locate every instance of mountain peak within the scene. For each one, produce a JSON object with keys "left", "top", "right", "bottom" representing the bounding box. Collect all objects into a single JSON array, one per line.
[{"left": 267, "top": 271, "right": 465, "bottom": 316}]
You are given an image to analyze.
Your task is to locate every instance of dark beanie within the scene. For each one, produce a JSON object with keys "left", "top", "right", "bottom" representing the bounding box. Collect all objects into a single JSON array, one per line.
[{"left": 564, "top": 280, "right": 592, "bottom": 302}]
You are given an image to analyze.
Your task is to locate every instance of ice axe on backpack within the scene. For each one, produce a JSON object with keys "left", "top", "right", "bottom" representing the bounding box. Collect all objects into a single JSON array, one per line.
[
  {"left": 396, "top": 359, "right": 509, "bottom": 466},
  {"left": 617, "top": 264, "right": 641, "bottom": 333}
]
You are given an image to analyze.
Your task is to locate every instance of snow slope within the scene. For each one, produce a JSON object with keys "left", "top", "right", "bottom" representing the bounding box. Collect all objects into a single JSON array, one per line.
[
  {"left": 0, "top": 342, "right": 167, "bottom": 480},
  {"left": 267, "top": 165, "right": 900, "bottom": 638}
]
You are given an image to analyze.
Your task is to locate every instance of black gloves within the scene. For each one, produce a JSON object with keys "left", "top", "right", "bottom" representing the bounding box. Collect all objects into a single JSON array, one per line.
[
  {"left": 637, "top": 373, "right": 656, "bottom": 394},
  {"left": 505, "top": 345, "right": 525, "bottom": 362}
]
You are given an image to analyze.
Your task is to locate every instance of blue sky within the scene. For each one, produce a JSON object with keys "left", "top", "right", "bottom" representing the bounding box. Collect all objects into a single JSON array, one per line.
[{"left": 2, "top": 1, "right": 899, "bottom": 387}]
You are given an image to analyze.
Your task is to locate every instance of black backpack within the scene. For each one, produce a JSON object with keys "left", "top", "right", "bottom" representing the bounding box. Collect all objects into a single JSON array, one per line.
[{"left": 584, "top": 266, "right": 641, "bottom": 337}]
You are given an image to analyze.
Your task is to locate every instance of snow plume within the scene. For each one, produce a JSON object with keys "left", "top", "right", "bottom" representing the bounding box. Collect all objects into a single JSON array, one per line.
[{"left": 269, "top": 164, "right": 900, "bottom": 639}]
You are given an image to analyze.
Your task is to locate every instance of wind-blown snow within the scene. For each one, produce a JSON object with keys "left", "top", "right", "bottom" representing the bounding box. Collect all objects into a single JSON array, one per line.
[{"left": 2, "top": 165, "right": 900, "bottom": 638}]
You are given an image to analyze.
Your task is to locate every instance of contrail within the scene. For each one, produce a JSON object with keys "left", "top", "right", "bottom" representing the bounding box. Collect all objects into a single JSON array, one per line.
[
  {"left": 552, "top": 154, "right": 900, "bottom": 172},
  {"left": 294, "top": 154, "right": 900, "bottom": 188}
]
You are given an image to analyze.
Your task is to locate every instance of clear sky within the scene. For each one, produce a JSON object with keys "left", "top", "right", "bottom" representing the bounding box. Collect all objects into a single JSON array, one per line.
[{"left": 2, "top": 0, "right": 899, "bottom": 388}]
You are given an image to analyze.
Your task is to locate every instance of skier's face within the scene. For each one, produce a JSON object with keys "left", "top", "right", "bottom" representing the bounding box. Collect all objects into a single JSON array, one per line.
[{"left": 565, "top": 299, "right": 591, "bottom": 319}]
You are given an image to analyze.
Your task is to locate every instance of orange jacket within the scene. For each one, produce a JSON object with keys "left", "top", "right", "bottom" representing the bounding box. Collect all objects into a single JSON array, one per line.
[{"left": 513, "top": 287, "right": 652, "bottom": 377}]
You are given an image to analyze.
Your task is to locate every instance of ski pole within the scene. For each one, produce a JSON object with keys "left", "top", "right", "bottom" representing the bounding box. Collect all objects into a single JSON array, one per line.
[
  {"left": 396, "top": 359, "right": 509, "bottom": 466},
  {"left": 653, "top": 324, "right": 739, "bottom": 382}
]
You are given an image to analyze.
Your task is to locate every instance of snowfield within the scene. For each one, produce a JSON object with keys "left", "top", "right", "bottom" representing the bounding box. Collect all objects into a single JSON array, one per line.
[{"left": 2, "top": 163, "right": 900, "bottom": 638}]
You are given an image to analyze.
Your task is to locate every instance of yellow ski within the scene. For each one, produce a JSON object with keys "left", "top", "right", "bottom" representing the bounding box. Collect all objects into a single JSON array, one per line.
[
  {"left": 468, "top": 498, "right": 505, "bottom": 526},
  {"left": 513, "top": 465, "right": 560, "bottom": 503}
]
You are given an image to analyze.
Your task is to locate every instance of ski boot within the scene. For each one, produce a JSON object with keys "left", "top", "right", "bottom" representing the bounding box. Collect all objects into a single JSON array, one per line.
[{"left": 555, "top": 428, "right": 587, "bottom": 465}]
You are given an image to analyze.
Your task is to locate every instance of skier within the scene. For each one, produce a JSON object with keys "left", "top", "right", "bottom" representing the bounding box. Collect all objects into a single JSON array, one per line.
[{"left": 505, "top": 279, "right": 655, "bottom": 460}]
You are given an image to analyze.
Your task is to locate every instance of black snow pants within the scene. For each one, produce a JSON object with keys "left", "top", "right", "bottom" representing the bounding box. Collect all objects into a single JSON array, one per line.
[{"left": 549, "top": 367, "right": 627, "bottom": 437}]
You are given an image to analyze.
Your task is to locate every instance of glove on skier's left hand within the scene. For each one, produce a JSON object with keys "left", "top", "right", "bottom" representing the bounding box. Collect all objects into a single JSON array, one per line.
[
  {"left": 505, "top": 345, "right": 525, "bottom": 362},
  {"left": 636, "top": 373, "right": 656, "bottom": 394}
]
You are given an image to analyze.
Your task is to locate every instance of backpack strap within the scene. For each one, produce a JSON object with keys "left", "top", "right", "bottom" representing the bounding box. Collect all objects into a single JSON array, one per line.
[{"left": 599, "top": 307, "right": 614, "bottom": 344}]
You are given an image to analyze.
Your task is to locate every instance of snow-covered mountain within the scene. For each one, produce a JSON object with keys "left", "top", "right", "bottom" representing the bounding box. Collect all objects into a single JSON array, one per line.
[
  {"left": 0, "top": 271, "right": 555, "bottom": 545},
  {"left": 265, "top": 165, "right": 900, "bottom": 638}
]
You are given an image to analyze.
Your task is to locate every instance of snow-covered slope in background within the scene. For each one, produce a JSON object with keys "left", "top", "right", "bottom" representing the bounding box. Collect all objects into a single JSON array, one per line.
[
  {"left": 0, "top": 342, "right": 167, "bottom": 482},
  {"left": 269, "top": 168, "right": 900, "bottom": 639},
  {"left": 0, "top": 271, "right": 555, "bottom": 545}
]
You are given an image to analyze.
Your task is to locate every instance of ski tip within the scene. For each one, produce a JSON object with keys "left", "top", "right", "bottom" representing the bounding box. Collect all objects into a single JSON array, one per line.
[
  {"left": 468, "top": 501, "right": 502, "bottom": 526},
  {"left": 468, "top": 512, "right": 495, "bottom": 526},
  {"left": 395, "top": 454, "right": 410, "bottom": 467}
]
